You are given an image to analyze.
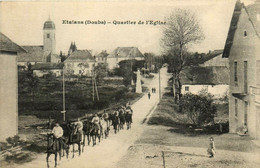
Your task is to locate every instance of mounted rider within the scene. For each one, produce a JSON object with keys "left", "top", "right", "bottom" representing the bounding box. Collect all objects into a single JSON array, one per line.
[
  {"left": 125, "top": 108, "right": 133, "bottom": 123},
  {"left": 91, "top": 113, "right": 101, "bottom": 134},
  {"left": 51, "top": 122, "right": 65, "bottom": 150},
  {"left": 74, "top": 118, "right": 84, "bottom": 141},
  {"left": 102, "top": 112, "right": 109, "bottom": 126}
]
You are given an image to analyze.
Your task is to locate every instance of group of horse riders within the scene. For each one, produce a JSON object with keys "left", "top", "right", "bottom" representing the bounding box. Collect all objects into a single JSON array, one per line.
[{"left": 47, "top": 102, "right": 134, "bottom": 166}]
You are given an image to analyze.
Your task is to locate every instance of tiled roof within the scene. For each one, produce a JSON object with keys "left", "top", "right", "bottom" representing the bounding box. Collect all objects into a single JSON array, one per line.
[
  {"left": 17, "top": 46, "right": 44, "bottom": 62},
  {"left": 202, "top": 50, "right": 223, "bottom": 63},
  {"left": 223, "top": 1, "right": 243, "bottom": 58},
  {"left": 96, "top": 50, "right": 109, "bottom": 57},
  {"left": 65, "top": 50, "right": 94, "bottom": 62},
  {"left": 0, "top": 32, "right": 26, "bottom": 53},
  {"left": 32, "top": 63, "right": 64, "bottom": 70},
  {"left": 108, "top": 47, "right": 144, "bottom": 58},
  {"left": 182, "top": 66, "right": 229, "bottom": 85}
]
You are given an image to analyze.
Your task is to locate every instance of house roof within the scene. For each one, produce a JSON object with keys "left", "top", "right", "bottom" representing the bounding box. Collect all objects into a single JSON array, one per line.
[
  {"left": 32, "top": 63, "right": 64, "bottom": 70},
  {"left": 223, "top": 1, "right": 260, "bottom": 58},
  {"left": 17, "top": 46, "right": 44, "bottom": 62},
  {"left": 108, "top": 47, "right": 144, "bottom": 58},
  {"left": 96, "top": 50, "right": 109, "bottom": 58},
  {"left": 65, "top": 50, "right": 94, "bottom": 62},
  {"left": 181, "top": 66, "right": 229, "bottom": 85},
  {"left": 0, "top": 32, "right": 26, "bottom": 53},
  {"left": 202, "top": 49, "right": 223, "bottom": 63}
]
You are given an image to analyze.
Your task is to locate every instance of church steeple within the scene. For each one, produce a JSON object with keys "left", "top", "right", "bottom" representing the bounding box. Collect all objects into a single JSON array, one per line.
[
  {"left": 68, "top": 41, "right": 77, "bottom": 55},
  {"left": 43, "top": 17, "right": 56, "bottom": 62}
]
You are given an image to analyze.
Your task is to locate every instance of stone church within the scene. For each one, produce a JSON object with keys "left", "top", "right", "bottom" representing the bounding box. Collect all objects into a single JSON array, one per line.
[{"left": 17, "top": 17, "right": 61, "bottom": 66}]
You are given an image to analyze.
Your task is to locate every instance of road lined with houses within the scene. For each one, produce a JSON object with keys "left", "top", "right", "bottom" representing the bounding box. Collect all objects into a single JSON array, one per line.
[{"left": 16, "top": 67, "right": 170, "bottom": 168}]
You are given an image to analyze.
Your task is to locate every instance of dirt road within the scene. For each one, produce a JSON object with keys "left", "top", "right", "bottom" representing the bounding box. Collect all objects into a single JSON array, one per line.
[{"left": 16, "top": 67, "right": 170, "bottom": 168}]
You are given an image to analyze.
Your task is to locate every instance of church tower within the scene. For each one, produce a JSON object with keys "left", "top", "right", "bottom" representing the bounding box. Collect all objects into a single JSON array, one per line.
[{"left": 43, "top": 17, "right": 56, "bottom": 62}]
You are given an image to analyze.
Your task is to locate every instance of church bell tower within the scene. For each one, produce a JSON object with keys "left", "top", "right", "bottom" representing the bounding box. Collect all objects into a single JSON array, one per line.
[{"left": 43, "top": 17, "right": 56, "bottom": 62}]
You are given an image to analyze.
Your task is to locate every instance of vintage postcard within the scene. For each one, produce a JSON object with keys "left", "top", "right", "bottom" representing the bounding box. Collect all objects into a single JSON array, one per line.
[{"left": 0, "top": 0, "right": 259, "bottom": 167}]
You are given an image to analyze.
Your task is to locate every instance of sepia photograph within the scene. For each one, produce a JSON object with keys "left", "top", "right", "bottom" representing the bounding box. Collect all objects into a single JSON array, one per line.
[{"left": 0, "top": 0, "right": 259, "bottom": 167}]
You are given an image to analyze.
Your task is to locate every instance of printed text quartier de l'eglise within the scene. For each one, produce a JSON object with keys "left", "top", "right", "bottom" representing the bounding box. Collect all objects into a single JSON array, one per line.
[{"left": 62, "top": 20, "right": 166, "bottom": 26}]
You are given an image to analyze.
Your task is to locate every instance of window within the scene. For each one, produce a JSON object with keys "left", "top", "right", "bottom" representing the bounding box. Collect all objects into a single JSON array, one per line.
[
  {"left": 244, "top": 31, "right": 247, "bottom": 37},
  {"left": 244, "top": 102, "right": 248, "bottom": 125},
  {"left": 234, "top": 61, "right": 238, "bottom": 83},
  {"left": 235, "top": 99, "right": 238, "bottom": 117},
  {"left": 47, "top": 33, "right": 50, "bottom": 38},
  {"left": 185, "top": 86, "right": 189, "bottom": 91}
]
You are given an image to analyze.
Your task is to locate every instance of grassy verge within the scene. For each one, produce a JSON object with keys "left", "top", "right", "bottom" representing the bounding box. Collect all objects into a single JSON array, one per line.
[
  {"left": 145, "top": 89, "right": 259, "bottom": 153},
  {"left": 148, "top": 88, "right": 229, "bottom": 135}
]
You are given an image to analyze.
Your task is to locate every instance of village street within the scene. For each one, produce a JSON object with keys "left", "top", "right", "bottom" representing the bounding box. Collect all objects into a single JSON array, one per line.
[{"left": 15, "top": 67, "right": 170, "bottom": 168}]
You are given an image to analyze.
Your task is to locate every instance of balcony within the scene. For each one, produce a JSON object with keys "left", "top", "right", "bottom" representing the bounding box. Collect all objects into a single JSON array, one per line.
[{"left": 250, "top": 86, "right": 260, "bottom": 104}]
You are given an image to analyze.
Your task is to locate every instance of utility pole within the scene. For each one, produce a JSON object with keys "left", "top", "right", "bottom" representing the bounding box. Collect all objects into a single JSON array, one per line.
[
  {"left": 92, "top": 62, "right": 99, "bottom": 101},
  {"left": 92, "top": 70, "right": 95, "bottom": 101},
  {"left": 61, "top": 66, "right": 66, "bottom": 122},
  {"left": 130, "top": 53, "right": 134, "bottom": 85},
  {"left": 159, "top": 68, "right": 161, "bottom": 99}
]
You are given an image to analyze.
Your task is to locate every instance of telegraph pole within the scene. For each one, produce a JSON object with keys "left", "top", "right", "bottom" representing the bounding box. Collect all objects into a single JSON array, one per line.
[
  {"left": 61, "top": 66, "right": 66, "bottom": 121},
  {"left": 159, "top": 68, "right": 161, "bottom": 99},
  {"left": 130, "top": 53, "right": 134, "bottom": 85}
]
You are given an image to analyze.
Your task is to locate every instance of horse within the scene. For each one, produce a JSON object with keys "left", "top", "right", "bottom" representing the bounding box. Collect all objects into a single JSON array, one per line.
[
  {"left": 125, "top": 111, "right": 132, "bottom": 130},
  {"left": 112, "top": 113, "right": 120, "bottom": 134},
  {"left": 90, "top": 122, "right": 101, "bottom": 146},
  {"left": 108, "top": 113, "right": 114, "bottom": 128},
  {"left": 61, "top": 122, "right": 83, "bottom": 158},
  {"left": 100, "top": 118, "right": 109, "bottom": 139},
  {"left": 69, "top": 123, "right": 84, "bottom": 158},
  {"left": 46, "top": 133, "right": 68, "bottom": 168},
  {"left": 119, "top": 110, "right": 126, "bottom": 130},
  {"left": 83, "top": 119, "right": 92, "bottom": 146}
]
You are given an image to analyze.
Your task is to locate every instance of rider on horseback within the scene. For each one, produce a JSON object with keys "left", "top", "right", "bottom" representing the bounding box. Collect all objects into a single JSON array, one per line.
[
  {"left": 52, "top": 122, "right": 63, "bottom": 138},
  {"left": 74, "top": 118, "right": 84, "bottom": 141},
  {"left": 91, "top": 113, "right": 100, "bottom": 134},
  {"left": 51, "top": 122, "right": 65, "bottom": 150},
  {"left": 126, "top": 105, "right": 133, "bottom": 123}
]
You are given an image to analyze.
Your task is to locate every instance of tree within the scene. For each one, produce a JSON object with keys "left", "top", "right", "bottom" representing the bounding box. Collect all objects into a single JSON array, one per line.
[
  {"left": 60, "top": 51, "right": 67, "bottom": 62},
  {"left": 26, "top": 73, "right": 39, "bottom": 102},
  {"left": 179, "top": 92, "right": 216, "bottom": 127},
  {"left": 161, "top": 9, "right": 204, "bottom": 103},
  {"left": 77, "top": 62, "right": 89, "bottom": 76},
  {"left": 94, "top": 63, "right": 108, "bottom": 82},
  {"left": 113, "top": 59, "right": 145, "bottom": 86}
]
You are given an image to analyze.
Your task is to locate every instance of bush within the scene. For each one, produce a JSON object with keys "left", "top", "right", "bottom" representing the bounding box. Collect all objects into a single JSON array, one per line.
[
  {"left": 179, "top": 92, "right": 217, "bottom": 127},
  {"left": 6, "top": 135, "right": 21, "bottom": 147}
]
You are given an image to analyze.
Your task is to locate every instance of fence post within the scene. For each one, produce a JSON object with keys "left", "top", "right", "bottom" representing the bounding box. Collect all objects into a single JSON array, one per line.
[{"left": 162, "top": 151, "right": 166, "bottom": 168}]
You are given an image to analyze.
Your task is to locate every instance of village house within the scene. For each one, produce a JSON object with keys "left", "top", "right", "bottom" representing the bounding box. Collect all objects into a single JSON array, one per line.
[
  {"left": 95, "top": 50, "right": 108, "bottom": 65},
  {"left": 181, "top": 66, "right": 229, "bottom": 99},
  {"left": 64, "top": 49, "right": 95, "bottom": 76},
  {"left": 222, "top": 1, "right": 260, "bottom": 140},
  {"left": 0, "top": 32, "right": 26, "bottom": 141},
  {"left": 107, "top": 47, "right": 144, "bottom": 69},
  {"left": 32, "top": 63, "right": 64, "bottom": 77}
]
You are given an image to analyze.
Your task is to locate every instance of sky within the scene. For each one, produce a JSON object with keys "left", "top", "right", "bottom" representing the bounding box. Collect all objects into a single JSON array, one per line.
[{"left": 0, "top": 0, "right": 256, "bottom": 55}]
